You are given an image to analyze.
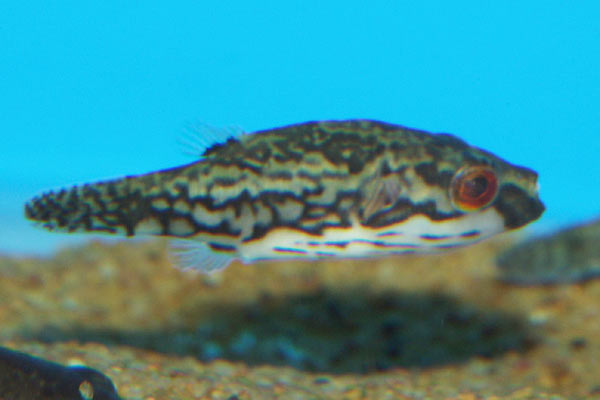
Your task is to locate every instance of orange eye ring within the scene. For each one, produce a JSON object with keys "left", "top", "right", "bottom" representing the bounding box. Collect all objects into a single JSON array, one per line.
[{"left": 450, "top": 166, "right": 498, "bottom": 212}]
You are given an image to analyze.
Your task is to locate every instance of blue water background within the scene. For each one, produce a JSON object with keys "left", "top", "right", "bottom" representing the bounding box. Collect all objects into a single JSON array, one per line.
[{"left": 1, "top": 2, "right": 598, "bottom": 255}]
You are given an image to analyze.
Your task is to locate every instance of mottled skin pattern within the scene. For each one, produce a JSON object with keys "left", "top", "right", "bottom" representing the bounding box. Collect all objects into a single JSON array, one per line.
[{"left": 25, "top": 120, "right": 544, "bottom": 261}]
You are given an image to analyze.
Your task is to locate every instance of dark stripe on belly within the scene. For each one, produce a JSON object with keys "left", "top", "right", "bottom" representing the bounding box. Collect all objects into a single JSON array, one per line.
[
  {"left": 352, "top": 239, "right": 420, "bottom": 248},
  {"left": 306, "top": 241, "right": 350, "bottom": 248},
  {"left": 376, "top": 231, "right": 403, "bottom": 237},
  {"left": 273, "top": 247, "right": 307, "bottom": 254},
  {"left": 208, "top": 243, "right": 237, "bottom": 252},
  {"left": 460, "top": 230, "right": 481, "bottom": 238},
  {"left": 419, "top": 234, "right": 451, "bottom": 241},
  {"left": 315, "top": 251, "right": 337, "bottom": 257}
]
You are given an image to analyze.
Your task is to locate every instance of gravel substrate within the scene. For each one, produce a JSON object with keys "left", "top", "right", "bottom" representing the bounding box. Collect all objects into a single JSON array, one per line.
[{"left": 1, "top": 236, "right": 598, "bottom": 399}]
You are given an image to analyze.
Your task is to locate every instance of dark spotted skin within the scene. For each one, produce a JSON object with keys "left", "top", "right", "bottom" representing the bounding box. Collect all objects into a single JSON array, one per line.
[{"left": 25, "top": 120, "right": 544, "bottom": 243}]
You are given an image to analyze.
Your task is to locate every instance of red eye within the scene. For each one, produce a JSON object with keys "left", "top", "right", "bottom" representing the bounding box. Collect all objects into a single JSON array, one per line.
[{"left": 450, "top": 166, "right": 498, "bottom": 212}]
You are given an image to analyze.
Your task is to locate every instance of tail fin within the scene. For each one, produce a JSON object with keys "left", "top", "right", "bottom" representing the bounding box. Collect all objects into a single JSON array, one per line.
[
  {"left": 25, "top": 176, "right": 152, "bottom": 236},
  {"left": 24, "top": 164, "right": 196, "bottom": 237}
]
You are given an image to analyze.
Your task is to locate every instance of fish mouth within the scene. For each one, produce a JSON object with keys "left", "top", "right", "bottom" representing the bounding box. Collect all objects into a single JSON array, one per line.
[{"left": 493, "top": 184, "right": 545, "bottom": 229}]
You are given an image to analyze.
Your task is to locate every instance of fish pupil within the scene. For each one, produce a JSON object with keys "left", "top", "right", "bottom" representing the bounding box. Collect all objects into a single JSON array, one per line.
[{"left": 465, "top": 176, "right": 489, "bottom": 199}]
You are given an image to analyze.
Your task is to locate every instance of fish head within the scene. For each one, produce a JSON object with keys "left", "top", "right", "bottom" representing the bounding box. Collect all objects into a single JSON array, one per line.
[
  {"left": 360, "top": 132, "right": 545, "bottom": 248},
  {"left": 485, "top": 160, "right": 545, "bottom": 230}
]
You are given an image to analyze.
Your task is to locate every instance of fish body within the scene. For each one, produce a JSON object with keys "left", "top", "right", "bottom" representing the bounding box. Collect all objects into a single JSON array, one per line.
[
  {"left": 497, "top": 217, "right": 600, "bottom": 285},
  {"left": 25, "top": 120, "right": 544, "bottom": 271}
]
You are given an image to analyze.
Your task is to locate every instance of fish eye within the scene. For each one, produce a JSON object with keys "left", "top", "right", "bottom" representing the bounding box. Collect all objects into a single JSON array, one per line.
[{"left": 450, "top": 166, "right": 498, "bottom": 212}]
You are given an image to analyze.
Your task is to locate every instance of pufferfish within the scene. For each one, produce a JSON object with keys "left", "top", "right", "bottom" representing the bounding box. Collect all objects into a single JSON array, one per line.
[{"left": 25, "top": 120, "right": 544, "bottom": 272}]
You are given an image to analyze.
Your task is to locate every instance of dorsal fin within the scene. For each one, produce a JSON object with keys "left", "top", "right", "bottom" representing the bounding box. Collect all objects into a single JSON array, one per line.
[{"left": 178, "top": 123, "right": 244, "bottom": 159}]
